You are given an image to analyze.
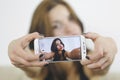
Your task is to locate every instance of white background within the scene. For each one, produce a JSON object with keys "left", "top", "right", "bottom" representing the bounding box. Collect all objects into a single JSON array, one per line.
[{"left": 0, "top": 0, "right": 120, "bottom": 73}]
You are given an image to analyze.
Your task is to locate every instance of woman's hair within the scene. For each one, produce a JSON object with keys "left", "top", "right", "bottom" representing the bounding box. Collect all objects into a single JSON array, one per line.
[
  {"left": 29, "top": 0, "right": 84, "bottom": 50},
  {"left": 51, "top": 38, "right": 66, "bottom": 61}
]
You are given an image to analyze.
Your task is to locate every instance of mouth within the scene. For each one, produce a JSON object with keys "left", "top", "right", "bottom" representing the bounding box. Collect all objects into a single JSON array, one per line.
[
  {"left": 59, "top": 47, "right": 62, "bottom": 50},
  {"left": 59, "top": 46, "right": 63, "bottom": 50}
]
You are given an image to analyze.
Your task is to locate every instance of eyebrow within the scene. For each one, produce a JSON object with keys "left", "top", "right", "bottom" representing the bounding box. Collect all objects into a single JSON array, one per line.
[
  {"left": 52, "top": 14, "right": 70, "bottom": 24},
  {"left": 52, "top": 20, "right": 61, "bottom": 24}
]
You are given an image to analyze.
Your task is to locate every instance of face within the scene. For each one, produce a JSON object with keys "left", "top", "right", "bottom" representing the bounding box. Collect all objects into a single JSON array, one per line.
[
  {"left": 48, "top": 5, "right": 82, "bottom": 36},
  {"left": 56, "top": 40, "right": 64, "bottom": 51}
]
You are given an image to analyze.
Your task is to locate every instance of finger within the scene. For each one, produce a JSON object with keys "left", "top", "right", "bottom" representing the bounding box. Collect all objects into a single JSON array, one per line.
[
  {"left": 22, "top": 32, "right": 41, "bottom": 41},
  {"left": 17, "top": 48, "right": 39, "bottom": 61},
  {"left": 14, "top": 61, "right": 49, "bottom": 68},
  {"left": 14, "top": 64, "right": 26, "bottom": 68},
  {"left": 87, "top": 57, "right": 107, "bottom": 69},
  {"left": 17, "top": 61, "right": 48, "bottom": 67},
  {"left": 19, "top": 32, "right": 42, "bottom": 48},
  {"left": 87, "top": 37, "right": 104, "bottom": 61},
  {"left": 89, "top": 62, "right": 109, "bottom": 71},
  {"left": 90, "top": 68, "right": 102, "bottom": 71},
  {"left": 11, "top": 56, "right": 30, "bottom": 66},
  {"left": 12, "top": 56, "right": 49, "bottom": 67},
  {"left": 84, "top": 32, "right": 100, "bottom": 41},
  {"left": 88, "top": 45, "right": 104, "bottom": 61},
  {"left": 29, "top": 61, "right": 49, "bottom": 67},
  {"left": 84, "top": 32, "right": 104, "bottom": 61},
  {"left": 101, "top": 61, "right": 110, "bottom": 70},
  {"left": 80, "top": 59, "right": 92, "bottom": 65}
]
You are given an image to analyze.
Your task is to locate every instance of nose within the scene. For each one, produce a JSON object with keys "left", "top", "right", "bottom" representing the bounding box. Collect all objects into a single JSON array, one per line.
[{"left": 64, "top": 22, "right": 76, "bottom": 35}]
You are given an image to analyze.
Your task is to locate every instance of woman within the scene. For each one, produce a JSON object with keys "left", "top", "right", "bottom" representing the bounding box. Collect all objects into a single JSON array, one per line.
[
  {"left": 51, "top": 38, "right": 67, "bottom": 61},
  {"left": 8, "top": 0, "right": 117, "bottom": 80}
]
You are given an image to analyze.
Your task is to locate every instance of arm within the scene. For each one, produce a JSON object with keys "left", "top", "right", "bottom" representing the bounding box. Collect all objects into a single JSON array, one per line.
[
  {"left": 81, "top": 32, "right": 117, "bottom": 75},
  {"left": 8, "top": 32, "right": 48, "bottom": 78},
  {"left": 65, "top": 48, "right": 81, "bottom": 59}
]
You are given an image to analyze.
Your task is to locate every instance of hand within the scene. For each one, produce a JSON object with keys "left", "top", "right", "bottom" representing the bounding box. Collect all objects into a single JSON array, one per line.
[
  {"left": 8, "top": 32, "right": 48, "bottom": 67},
  {"left": 39, "top": 53, "right": 46, "bottom": 61},
  {"left": 81, "top": 32, "right": 117, "bottom": 71},
  {"left": 39, "top": 51, "right": 55, "bottom": 61}
]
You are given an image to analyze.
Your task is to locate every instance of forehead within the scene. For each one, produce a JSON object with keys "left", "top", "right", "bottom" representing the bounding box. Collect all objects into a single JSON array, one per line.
[
  {"left": 48, "top": 4, "right": 70, "bottom": 22},
  {"left": 56, "top": 40, "right": 61, "bottom": 43}
]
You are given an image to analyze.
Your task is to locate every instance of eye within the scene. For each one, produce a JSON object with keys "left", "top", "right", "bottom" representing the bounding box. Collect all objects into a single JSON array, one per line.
[
  {"left": 52, "top": 23, "right": 63, "bottom": 30},
  {"left": 69, "top": 14, "right": 74, "bottom": 21}
]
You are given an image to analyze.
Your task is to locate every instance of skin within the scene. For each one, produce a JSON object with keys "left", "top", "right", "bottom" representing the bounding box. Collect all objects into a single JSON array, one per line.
[
  {"left": 8, "top": 4, "right": 117, "bottom": 77},
  {"left": 56, "top": 40, "right": 64, "bottom": 51}
]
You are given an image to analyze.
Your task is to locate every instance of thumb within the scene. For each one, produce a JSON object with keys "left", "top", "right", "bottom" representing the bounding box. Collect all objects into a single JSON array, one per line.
[
  {"left": 19, "top": 32, "right": 42, "bottom": 48},
  {"left": 84, "top": 32, "right": 100, "bottom": 41},
  {"left": 84, "top": 32, "right": 104, "bottom": 61}
]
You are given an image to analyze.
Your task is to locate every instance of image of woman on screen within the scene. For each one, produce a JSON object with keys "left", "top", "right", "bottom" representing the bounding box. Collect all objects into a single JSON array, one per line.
[
  {"left": 39, "top": 38, "right": 81, "bottom": 61},
  {"left": 51, "top": 38, "right": 67, "bottom": 61}
]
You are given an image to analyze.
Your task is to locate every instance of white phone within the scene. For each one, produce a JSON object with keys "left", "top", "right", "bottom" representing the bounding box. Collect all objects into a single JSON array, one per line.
[{"left": 34, "top": 36, "right": 86, "bottom": 63}]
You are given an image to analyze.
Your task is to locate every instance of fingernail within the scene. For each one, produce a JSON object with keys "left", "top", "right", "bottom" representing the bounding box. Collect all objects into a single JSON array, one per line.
[
  {"left": 39, "top": 54, "right": 44, "bottom": 58},
  {"left": 39, "top": 54, "right": 44, "bottom": 61},
  {"left": 39, "top": 59, "right": 43, "bottom": 61},
  {"left": 44, "top": 64, "right": 49, "bottom": 67},
  {"left": 86, "top": 56, "right": 90, "bottom": 60}
]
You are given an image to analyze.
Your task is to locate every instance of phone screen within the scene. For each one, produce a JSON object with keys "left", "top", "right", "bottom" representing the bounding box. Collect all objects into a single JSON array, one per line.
[{"left": 35, "top": 36, "right": 84, "bottom": 63}]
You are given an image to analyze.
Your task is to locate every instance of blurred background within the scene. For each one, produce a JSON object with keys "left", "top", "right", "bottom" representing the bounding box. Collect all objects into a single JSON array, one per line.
[{"left": 0, "top": 0, "right": 120, "bottom": 80}]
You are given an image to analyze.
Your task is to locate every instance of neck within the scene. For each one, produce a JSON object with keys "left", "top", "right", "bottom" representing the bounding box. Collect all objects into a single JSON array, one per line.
[{"left": 58, "top": 50, "right": 62, "bottom": 55}]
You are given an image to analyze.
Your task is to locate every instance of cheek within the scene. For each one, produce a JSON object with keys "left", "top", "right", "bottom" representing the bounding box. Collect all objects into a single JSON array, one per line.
[
  {"left": 57, "top": 45, "right": 63, "bottom": 50},
  {"left": 61, "top": 45, "right": 63, "bottom": 48},
  {"left": 53, "top": 30, "right": 65, "bottom": 36},
  {"left": 73, "top": 24, "right": 82, "bottom": 34},
  {"left": 57, "top": 46, "right": 60, "bottom": 49}
]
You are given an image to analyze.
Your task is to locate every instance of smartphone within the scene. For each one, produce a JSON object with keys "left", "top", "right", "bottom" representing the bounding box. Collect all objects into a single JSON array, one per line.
[{"left": 34, "top": 36, "right": 86, "bottom": 63}]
